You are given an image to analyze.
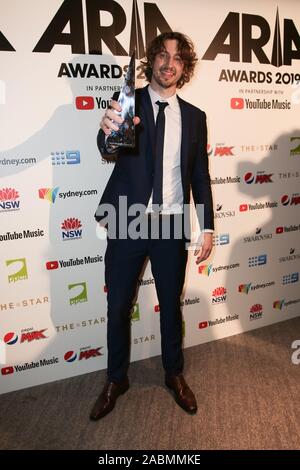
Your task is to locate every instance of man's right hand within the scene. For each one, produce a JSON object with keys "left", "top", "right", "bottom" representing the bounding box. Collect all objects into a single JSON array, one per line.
[{"left": 100, "top": 100, "right": 140, "bottom": 135}]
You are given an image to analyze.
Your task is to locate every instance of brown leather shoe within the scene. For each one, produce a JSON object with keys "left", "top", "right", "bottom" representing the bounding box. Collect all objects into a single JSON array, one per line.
[
  {"left": 89, "top": 378, "right": 129, "bottom": 421},
  {"left": 165, "top": 374, "right": 197, "bottom": 414}
]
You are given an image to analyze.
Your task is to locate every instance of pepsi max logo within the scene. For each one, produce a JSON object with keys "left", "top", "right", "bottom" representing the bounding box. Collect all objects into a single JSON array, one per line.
[
  {"left": 4, "top": 332, "right": 18, "bottom": 345},
  {"left": 281, "top": 195, "right": 290, "bottom": 206},
  {"left": 64, "top": 351, "right": 77, "bottom": 363},
  {"left": 244, "top": 172, "right": 255, "bottom": 184}
]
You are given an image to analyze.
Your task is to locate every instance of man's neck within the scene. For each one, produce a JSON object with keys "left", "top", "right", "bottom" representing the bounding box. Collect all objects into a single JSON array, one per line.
[{"left": 149, "top": 82, "right": 177, "bottom": 99}]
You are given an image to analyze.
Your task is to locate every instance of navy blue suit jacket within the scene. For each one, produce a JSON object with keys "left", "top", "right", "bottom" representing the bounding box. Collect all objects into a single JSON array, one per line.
[{"left": 95, "top": 85, "right": 214, "bottom": 231}]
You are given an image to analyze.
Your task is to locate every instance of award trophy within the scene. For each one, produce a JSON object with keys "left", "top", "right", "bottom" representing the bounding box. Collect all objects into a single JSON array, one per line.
[{"left": 106, "top": 51, "right": 135, "bottom": 147}]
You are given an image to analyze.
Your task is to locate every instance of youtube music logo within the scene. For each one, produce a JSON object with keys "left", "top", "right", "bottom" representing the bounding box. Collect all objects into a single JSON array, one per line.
[
  {"left": 76, "top": 96, "right": 94, "bottom": 110},
  {"left": 1, "top": 366, "right": 14, "bottom": 375},
  {"left": 231, "top": 98, "right": 244, "bottom": 109},
  {"left": 46, "top": 261, "right": 59, "bottom": 270}
]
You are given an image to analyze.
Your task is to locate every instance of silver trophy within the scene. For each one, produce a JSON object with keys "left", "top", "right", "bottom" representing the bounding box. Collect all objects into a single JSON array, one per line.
[{"left": 107, "top": 51, "right": 135, "bottom": 147}]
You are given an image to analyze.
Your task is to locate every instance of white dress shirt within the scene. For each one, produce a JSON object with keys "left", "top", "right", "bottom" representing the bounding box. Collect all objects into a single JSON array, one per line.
[{"left": 146, "top": 86, "right": 213, "bottom": 233}]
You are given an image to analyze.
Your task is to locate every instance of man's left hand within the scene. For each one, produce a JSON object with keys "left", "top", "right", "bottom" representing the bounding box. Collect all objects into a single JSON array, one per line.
[{"left": 194, "top": 233, "right": 213, "bottom": 264}]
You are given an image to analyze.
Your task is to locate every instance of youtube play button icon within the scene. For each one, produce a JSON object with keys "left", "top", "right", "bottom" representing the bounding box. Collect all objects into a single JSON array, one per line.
[
  {"left": 231, "top": 98, "right": 244, "bottom": 109},
  {"left": 76, "top": 96, "right": 94, "bottom": 110}
]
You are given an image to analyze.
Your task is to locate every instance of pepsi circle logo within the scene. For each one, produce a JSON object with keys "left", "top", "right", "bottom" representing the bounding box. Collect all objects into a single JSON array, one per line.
[
  {"left": 244, "top": 172, "right": 254, "bottom": 184},
  {"left": 4, "top": 332, "right": 18, "bottom": 345},
  {"left": 64, "top": 351, "right": 77, "bottom": 362},
  {"left": 281, "top": 195, "right": 289, "bottom": 206}
]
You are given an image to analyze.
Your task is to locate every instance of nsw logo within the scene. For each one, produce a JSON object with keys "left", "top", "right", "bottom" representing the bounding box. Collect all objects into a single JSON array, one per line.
[
  {"left": 0, "top": 187, "right": 20, "bottom": 212},
  {"left": 61, "top": 218, "right": 82, "bottom": 241},
  {"left": 212, "top": 286, "right": 227, "bottom": 304}
]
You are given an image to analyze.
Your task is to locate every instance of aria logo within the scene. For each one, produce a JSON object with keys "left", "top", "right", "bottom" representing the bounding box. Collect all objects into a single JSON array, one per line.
[
  {"left": 1, "top": 0, "right": 171, "bottom": 58},
  {"left": 68, "top": 282, "right": 88, "bottom": 305},
  {"left": 6, "top": 258, "right": 28, "bottom": 283},
  {"left": 0, "top": 187, "right": 20, "bottom": 212},
  {"left": 61, "top": 218, "right": 82, "bottom": 240},
  {"left": 213, "top": 233, "right": 230, "bottom": 246},
  {"left": 202, "top": 9, "right": 300, "bottom": 67}
]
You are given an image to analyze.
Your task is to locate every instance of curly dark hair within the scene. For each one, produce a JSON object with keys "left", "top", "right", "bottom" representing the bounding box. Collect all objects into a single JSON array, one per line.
[{"left": 141, "top": 32, "right": 198, "bottom": 89}]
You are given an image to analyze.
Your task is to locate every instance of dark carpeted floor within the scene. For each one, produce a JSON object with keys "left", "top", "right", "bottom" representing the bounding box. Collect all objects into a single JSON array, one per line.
[{"left": 1, "top": 317, "right": 300, "bottom": 450}]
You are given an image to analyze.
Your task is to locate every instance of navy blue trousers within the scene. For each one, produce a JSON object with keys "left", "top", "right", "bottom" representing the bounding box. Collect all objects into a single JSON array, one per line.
[{"left": 104, "top": 216, "right": 188, "bottom": 383}]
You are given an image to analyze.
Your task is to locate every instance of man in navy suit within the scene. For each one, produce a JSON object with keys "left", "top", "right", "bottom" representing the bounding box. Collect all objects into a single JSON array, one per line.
[{"left": 90, "top": 32, "right": 214, "bottom": 420}]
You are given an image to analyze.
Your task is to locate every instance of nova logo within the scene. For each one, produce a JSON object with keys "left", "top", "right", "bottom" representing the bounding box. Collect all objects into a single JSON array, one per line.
[
  {"left": 202, "top": 9, "right": 300, "bottom": 67},
  {"left": 207, "top": 144, "right": 235, "bottom": 157},
  {"left": 238, "top": 283, "right": 251, "bottom": 294},
  {"left": 131, "top": 303, "right": 140, "bottom": 322},
  {"left": 273, "top": 299, "right": 285, "bottom": 310},
  {"left": 61, "top": 218, "right": 82, "bottom": 240},
  {"left": 213, "top": 233, "right": 230, "bottom": 246},
  {"left": 211, "top": 286, "right": 227, "bottom": 304},
  {"left": 38, "top": 187, "right": 59, "bottom": 203},
  {"left": 290, "top": 137, "right": 300, "bottom": 156},
  {"left": 281, "top": 194, "right": 300, "bottom": 206},
  {"left": 5, "top": 0, "right": 173, "bottom": 58},
  {"left": 6, "top": 258, "right": 28, "bottom": 283},
  {"left": 249, "top": 303, "right": 263, "bottom": 321},
  {"left": 244, "top": 172, "right": 273, "bottom": 184},
  {"left": 248, "top": 254, "right": 267, "bottom": 267},
  {"left": 282, "top": 273, "right": 299, "bottom": 285},
  {"left": 0, "top": 187, "right": 20, "bottom": 212},
  {"left": 68, "top": 282, "right": 88, "bottom": 305},
  {"left": 198, "top": 264, "right": 213, "bottom": 276},
  {"left": 51, "top": 150, "right": 80, "bottom": 165}
]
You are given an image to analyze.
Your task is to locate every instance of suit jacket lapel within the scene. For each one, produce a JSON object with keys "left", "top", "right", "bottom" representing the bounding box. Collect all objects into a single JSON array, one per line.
[
  {"left": 178, "top": 97, "right": 190, "bottom": 197},
  {"left": 140, "top": 85, "right": 156, "bottom": 163}
]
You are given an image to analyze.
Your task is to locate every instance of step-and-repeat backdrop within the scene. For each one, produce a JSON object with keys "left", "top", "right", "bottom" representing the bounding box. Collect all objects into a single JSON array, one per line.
[{"left": 1, "top": 0, "right": 299, "bottom": 393}]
